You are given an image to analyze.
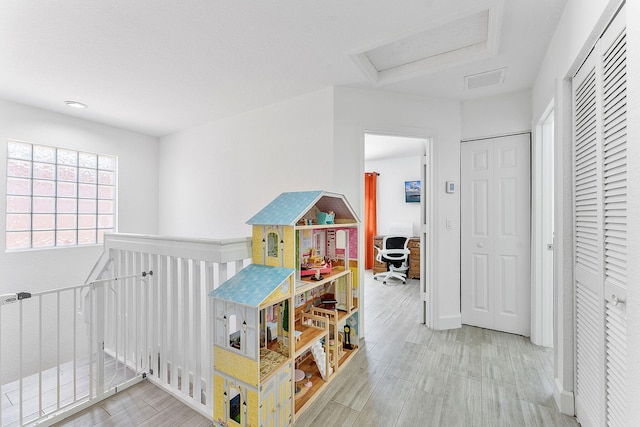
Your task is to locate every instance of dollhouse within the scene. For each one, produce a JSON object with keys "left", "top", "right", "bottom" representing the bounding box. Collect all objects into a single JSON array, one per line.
[{"left": 210, "top": 190, "right": 360, "bottom": 426}]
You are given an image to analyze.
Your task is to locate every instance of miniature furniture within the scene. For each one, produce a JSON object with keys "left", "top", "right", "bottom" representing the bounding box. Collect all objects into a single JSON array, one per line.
[
  {"left": 374, "top": 235, "right": 410, "bottom": 284},
  {"left": 211, "top": 190, "right": 361, "bottom": 427},
  {"left": 373, "top": 235, "right": 421, "bottom": 279},
  {"left": 407, "top": 238, "right": 421, "bottom": 279}
]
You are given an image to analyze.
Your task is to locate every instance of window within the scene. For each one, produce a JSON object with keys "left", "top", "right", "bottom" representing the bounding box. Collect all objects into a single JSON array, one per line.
[
  {"left": 5, "top": 141, "right": 116, "bottom": 250},
  {"left": 228, "top": 314, "right": 241, "bottom": 349},
  {"left": 228, "top": 387, "right": 241, "bottom": 424},
  {"left": 267, "top": 232, "right": 279, "bottom": 258}
]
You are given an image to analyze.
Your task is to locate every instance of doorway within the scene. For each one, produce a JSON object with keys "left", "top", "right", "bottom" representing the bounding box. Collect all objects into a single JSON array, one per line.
[
  {"left": 460, "top": 133, "right": 531, "bottom": 335},
  {"left": 364, "top": 133, "right": 432, "bottom": 326}
]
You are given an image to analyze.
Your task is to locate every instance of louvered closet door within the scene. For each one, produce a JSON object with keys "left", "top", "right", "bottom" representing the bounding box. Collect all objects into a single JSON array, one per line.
[
  {"left": 573, "top": 5, "right": 627, "bottom": 427},
  {"left": 573, "top": 43, "right": 606, "bottom": 427},
  {"left": 600, "top": 8, "right": 627, "bottom": 426}
]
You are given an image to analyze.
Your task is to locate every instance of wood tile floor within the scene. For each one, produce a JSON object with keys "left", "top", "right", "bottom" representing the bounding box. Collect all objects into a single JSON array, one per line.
[
  {"left": 1, "top": 354, "right": 135, "bottom": 427},
  {"left": 297, "top": 272, "right": 579, "bottom": 427},
  {"left": 54, "top": 271, "right": 579, "bottom": 426},
  {"left": 52, "top": 380, "right": 211, "bottom": 427}
]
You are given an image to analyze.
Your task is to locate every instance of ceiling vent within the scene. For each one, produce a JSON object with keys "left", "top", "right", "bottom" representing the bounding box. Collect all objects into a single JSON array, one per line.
[
  {"left": 351, "top": 1, "right": 504, "bottom": 86},
  {"left": 464, "top": 68, "right": 507, "bottom": 90}
]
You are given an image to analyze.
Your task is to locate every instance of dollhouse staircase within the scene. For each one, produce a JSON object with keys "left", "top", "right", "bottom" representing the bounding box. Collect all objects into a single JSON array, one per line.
[{"left": 311, "top": 340, "right": 332, "bottom": 380}]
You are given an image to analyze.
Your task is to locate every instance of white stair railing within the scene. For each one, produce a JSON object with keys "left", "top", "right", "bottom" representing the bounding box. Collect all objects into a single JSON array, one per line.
[
  {"left": 0, "top": 233, "right": 252, "bottom": 426},
  {"left": 89, "top": 233, "right": 252, "bottom": 419}
]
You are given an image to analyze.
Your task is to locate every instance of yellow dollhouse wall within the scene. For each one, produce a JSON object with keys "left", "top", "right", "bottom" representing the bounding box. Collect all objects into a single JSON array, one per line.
[
  {"left": 214, "top": 346, "right": 259, "bottom": 387},
  {"left": 213, "top": 375, "right": 225, "bottom": 421},
  {"left": 260, "top": 278, "right": 292, "bottom": 307},
  {"left": 282, "top": 227, "right": 295, "bottom": 268},
  {"left": 247, "top": 389, "right": 259, "bottom": 427},
  {"left": 251, "top": 226, "right": 296, "bottom": 269},
  {"left": 251, "top": 227, "right": 263, "bottom": 264}
]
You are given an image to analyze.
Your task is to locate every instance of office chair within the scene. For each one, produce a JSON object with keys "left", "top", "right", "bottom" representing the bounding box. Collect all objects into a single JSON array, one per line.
[{"left": 374, "top": 235, "right": 410, "bottom": 284}]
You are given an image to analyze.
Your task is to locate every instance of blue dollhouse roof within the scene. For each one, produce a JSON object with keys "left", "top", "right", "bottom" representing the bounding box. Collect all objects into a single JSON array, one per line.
[
  {"left": 208, "top": 264, "right": 294, "bottom": 307},
  {"left": 246, "top": 190, "right": 359, "bottom": 226}
]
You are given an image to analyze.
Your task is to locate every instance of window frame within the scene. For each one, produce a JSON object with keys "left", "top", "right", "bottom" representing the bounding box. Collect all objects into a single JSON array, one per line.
[{"left": 5, "top": 140, "right": 117, "bottom": 251}]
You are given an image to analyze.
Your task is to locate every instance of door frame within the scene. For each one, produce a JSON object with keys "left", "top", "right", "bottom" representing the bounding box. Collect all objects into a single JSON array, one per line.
[
  {"left": 362, "top": 130, "right": 435, "bottom": 328},
  {"left": 531, "top": 102, "right": 555, "bottom": 347}
]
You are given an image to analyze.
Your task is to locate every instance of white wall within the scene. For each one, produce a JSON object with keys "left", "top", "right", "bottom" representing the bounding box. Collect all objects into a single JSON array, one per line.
[
  {"left": 159, "top": 88, "right": 334, "bottom": 239},
  {"left": 159, "top": 86, "right": 462, "bottom": 330},
  {"left": 532, "top": 0, "right": 623, "bottom": 121},
  {"left": 0, "top": 99, "right": 159, "bottom": 383},
  {"left": 530, "top": 0, "right": 637, "bottom": 417},
  {"left": 365, "top": 155, "right": 422, "bottom": 237},
  {"left": 461, "top": 90, "right": 532, "bottom": 140},
  {"left": 0, "top": 99, "right": 159, "bottom": 290},
  {"left": 333, "top": 87, "right": 461, "bottom": 330}
]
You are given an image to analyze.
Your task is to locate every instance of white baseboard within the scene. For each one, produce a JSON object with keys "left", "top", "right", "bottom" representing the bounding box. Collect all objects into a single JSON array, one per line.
[
  {"left": 437, "top": 314, "right": 462, "bottom": 330},
  {"left": 554, "top": 377, "right": 575, "bottom": 416}
]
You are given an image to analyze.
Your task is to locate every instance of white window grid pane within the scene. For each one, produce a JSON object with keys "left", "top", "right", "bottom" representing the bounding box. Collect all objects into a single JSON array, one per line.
[
  {"left": 7, "top": 159, "right": 32, "bottom": 178},
  {"left": 5, "top": 141, "right": 117, "bottom": 250},
  {"left": 33, "top": 145, "right": 55, "bottom": 163},
  {"left": 79, "top": 152, "right": 97, "bottom": 168},
  {"left": 7, "top": 141, "right": 32, "bottom": 160}
]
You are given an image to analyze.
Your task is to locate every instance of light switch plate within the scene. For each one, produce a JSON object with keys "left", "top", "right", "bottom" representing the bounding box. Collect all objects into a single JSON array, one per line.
[{"left": 446, "top": 181, "right": 455, "bottom": 193}]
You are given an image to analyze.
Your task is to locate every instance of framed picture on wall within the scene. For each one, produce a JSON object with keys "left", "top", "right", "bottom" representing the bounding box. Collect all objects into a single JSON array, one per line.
[{"left": 405, "top": 180, "right": 420, "bottom": 203}]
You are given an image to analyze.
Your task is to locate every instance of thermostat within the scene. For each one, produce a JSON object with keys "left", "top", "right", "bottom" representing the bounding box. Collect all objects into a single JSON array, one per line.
[{"left": 446, "top": 181, "right": 455, "bottom": 193}]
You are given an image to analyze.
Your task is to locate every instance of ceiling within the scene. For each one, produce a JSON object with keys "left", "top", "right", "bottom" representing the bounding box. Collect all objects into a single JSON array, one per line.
[{"left": 0, "top": 0, "right": 567, "bottom": 138}]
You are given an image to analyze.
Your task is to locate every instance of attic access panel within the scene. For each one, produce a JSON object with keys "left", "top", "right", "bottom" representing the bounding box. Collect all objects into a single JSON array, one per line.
[{"left": 351, "top": 2, "right": 503, "bottom": 86}]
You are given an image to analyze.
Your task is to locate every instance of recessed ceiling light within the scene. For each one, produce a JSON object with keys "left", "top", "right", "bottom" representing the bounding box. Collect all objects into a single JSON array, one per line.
[{"left": 64, "top": 100, "right": 87, "bottom": 109}]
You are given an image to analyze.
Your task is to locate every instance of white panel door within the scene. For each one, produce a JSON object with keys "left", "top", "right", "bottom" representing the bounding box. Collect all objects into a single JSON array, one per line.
[
  {"left": 461, "top": 134, "right": 531, "bottom": 335},
  {"left": 461, "top": 139, "right": 493, "bottom": 329}
]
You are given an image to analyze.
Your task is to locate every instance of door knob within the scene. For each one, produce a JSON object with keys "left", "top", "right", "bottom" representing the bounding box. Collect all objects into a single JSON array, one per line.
[
  {"left": 611, "top": 294, "right": 624, "bottom": 306},
  {"left": 477, "top": 243, "right": 484, "bottom": 248}
]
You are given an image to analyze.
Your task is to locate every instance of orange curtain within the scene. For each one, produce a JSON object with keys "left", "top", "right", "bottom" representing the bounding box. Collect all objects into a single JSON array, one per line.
[{"left": 364, "top": 172, "right": 378, "bottom": 269}]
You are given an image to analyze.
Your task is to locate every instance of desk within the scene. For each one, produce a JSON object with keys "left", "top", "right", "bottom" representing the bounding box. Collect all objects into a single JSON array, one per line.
[{"left": 373, "top": 236, "right": 420, "bottom": 280}]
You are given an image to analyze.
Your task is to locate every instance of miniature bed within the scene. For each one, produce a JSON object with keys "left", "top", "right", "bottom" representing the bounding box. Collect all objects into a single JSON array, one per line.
[
  {"left": 261, "top": 321, "right": 278, "bottom": 342},
  {"left": 299, "top": 265, "right": 332, "bottom": 277}
]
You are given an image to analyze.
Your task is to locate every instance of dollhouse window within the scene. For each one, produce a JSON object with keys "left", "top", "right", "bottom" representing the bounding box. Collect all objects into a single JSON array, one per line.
[
  {"left": 336, "top": 229, "right": 346, "bottom": 250},
  {"left": 229, "top": 387, "right": 241, "bottom": 424},
  {"left": 267, "top": 232, "right": 278, "bottom": 258},
  {"left": 228, "top": 314, "right": 241, "bottom": 350}
]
